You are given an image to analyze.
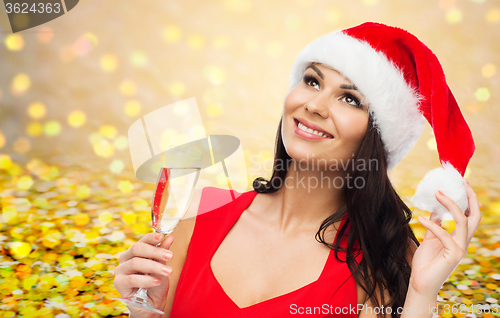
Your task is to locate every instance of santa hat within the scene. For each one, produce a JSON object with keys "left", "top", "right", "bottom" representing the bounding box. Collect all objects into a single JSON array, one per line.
[{"left": 288, "top": 22, "right": 475, "bottom": 220}]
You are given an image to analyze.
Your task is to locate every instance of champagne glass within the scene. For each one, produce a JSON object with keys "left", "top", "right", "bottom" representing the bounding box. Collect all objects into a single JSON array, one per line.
[{"left": 117, "top": 149, "right": 202, "bottom": 314}]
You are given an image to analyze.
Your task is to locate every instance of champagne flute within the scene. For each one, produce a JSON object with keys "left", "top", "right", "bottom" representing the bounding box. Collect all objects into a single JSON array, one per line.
[{"left": 117, "top": 149, "right": 202, "bottom": 314}]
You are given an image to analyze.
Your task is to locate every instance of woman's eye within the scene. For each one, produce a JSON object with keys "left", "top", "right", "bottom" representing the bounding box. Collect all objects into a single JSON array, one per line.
[
  {"left": 303, "top": 75, "right": 320, "bottom": 90},
  {"left": 341, "top": 94, "right": 362, "bottom": 108}
]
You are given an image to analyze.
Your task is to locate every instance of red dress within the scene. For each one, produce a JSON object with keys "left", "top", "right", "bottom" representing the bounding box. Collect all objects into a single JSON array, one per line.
[{"left": 169, "top": 187, "right": 363, "bottom": 317}]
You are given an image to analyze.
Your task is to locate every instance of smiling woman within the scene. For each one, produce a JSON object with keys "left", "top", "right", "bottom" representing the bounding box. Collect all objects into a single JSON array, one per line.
[
  {"left": 282, "top": 63, "right": 370, "bottom": 171},
  {"left": 114, "top": 22, "right": 481, "bottom": 318}
]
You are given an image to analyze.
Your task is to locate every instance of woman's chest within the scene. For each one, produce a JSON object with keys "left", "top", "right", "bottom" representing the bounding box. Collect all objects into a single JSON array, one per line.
[{"left": 210, "top": 215, "right": 333, "bottom": 308}]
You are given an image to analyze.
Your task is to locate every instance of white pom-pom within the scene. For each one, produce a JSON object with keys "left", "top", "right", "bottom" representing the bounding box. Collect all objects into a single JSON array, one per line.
[{"left": 411, "top": 162, "right": 468, "bottom": 220}]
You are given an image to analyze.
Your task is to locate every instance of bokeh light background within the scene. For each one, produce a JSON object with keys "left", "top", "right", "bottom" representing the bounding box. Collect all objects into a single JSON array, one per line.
[{"left": 0, "top": 0, "right": 499, "bottom": 317}]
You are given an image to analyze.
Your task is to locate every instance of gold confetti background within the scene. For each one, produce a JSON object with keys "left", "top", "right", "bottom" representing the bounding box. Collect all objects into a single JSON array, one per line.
[{"left": 0, "top": 0, "right": 499, "bottom": 317}]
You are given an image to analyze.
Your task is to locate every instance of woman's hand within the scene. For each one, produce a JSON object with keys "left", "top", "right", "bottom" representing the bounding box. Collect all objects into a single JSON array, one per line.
[
  {"left": 114, "top": 233, "right": 175, "bottom": 318},
  {"left": 409, "top": 179, "right": 481, "bottom": 296}
]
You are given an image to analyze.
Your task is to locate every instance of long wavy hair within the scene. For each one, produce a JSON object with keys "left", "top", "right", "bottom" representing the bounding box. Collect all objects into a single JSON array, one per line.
[{"left": 253, "top": 115, "right": 420, "bottom": 318}]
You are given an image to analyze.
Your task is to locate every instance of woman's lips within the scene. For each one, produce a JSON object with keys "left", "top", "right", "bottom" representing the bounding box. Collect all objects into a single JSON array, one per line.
[{"left": 293, "top": 119, "right": 334, "bottom": 141}]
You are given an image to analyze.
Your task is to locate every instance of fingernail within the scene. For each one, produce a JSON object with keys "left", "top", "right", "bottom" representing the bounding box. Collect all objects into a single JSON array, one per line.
[
  {"left": 154, "top": 278, "right": 161, "bottom": 284},
  {"left": 162, "top": 266, "right": 172, "bottom": 274},
  {"left": 418, "top": 215, "right": 426, "bottom": 222},
  {"left": 437, "top": 190, "right": 444, "bottom": 196},
  {"left": 163, "top": 251, "right": 172, "bottom": 260},
  {"left": 155, "top": 234, "right": 162, "bottom": 240}
]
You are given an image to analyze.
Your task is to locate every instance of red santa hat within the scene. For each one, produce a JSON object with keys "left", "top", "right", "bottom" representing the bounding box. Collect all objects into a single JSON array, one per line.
[{"left": 288, "top": 22, "right": 475, "bottom": 220}]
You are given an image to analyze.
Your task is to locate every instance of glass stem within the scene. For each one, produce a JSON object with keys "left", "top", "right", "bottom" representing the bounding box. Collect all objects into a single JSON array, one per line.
[{"left": 135, "top": 288, "right": 149, "bottom": 300}]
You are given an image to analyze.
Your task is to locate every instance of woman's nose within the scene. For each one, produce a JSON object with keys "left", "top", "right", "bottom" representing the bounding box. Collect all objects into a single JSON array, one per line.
[{"left": 304, "top": 94, "right": 330, "bottom": 118}]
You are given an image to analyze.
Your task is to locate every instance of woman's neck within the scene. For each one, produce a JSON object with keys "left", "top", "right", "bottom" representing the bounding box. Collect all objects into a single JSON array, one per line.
[{"left": 263, "top": 160, "right": 346, "bottom": 235}]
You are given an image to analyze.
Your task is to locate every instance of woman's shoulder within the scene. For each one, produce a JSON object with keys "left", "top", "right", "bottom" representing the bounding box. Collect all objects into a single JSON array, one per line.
[{"left": 174, "top": 186, "right": 256, "bottom": 242}]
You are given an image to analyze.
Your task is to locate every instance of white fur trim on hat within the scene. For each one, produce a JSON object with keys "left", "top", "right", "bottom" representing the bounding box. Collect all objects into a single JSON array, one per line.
[
  {"left": 411, "top": 162, "right": 468, "bottom": 220},
  {"left": 289, "top": 31, "right": 425, "bottom": 170}
]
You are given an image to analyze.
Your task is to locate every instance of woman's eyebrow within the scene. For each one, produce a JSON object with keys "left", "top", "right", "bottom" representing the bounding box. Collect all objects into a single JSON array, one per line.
[
  {"left": 305, "top": 65, "right": 324, "bottom": 80},
  {"left": 340, "top": 84, "right": 358, "bottom": 91}
]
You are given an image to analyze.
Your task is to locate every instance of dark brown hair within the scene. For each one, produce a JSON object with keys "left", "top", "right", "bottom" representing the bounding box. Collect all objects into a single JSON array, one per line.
[{"left": 253, "top": 115, "right": 420, "bottom": 318}]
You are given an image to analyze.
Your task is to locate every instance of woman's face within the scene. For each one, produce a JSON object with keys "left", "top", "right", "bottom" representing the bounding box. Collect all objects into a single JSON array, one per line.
[{"left": 282, "top": 62, "right": 370, "bottom": 169}]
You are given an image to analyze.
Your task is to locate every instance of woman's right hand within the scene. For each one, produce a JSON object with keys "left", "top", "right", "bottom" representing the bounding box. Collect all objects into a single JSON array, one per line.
[{"left": 114, "top": 232, "right": 175, "bottom": 318}]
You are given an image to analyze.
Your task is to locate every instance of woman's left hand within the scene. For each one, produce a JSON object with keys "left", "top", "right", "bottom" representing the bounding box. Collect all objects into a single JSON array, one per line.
[{"left": 409, "top": 179, "right": 482, "bottom": 296}]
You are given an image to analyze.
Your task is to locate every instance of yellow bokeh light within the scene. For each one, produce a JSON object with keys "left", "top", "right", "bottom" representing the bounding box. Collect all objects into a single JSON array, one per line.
[
  {"left": 427, "top": 138, "right": 437, "bottom": 151},
  {"left": 187, "top": 34, "right": 206, "bottom": 49},
  {"left": 11, "top": 73, "right": 31, "bottom": 96},
  {"left": 168, "top": 82, "right": 186, "bottom": 96},
  {"left": 325, "top": 7, "right": 341, "bottom": 24},
  {"left": 98, "top": 212, "right": 113, "bottom": 224},
  {"left": 213, "top": 35, "right": 231, "bottom": 49},
  {"left": 163, "top": 25, "right": 182, "bottom": 43},
  {"left": 27, "top": 122, "right": 43, "bottom": 137},
  {"left": 37, "top": 27, "right": 54, "bottom": 43},
  {"left": 118, "top": 180, "right": 134, "bottom": 193},
  {"left": 5, "top": 34, "right": 25, "bottom": 51},
  {"left": 204, "top": 65, "right": 226, "bottom": 86},
  {"left": 266, "top": 41, "right": 283, "bottom": 58},
  {"left": 207, "top": 102, "right": 223, "bottom": 117},
  {"left": 76, "top": 185, "right": 91, "bottom": 199},
  {"left": 68, "top": 110, "right": 86, "bottom": 127},
  {"left": 486, "top": 8, "right": 500, "bottom": 23},
  {"left": 120, "top": 80, "right": 137, "bottom": 96},
  {"left": 0, "top": 130, "right": 5, "bottom": 149},
  {"left": 0, "top": 155, "right": 13, "bottom": 170},
  {"left": 93, "top": 140, "right": 115, "bottom": 158},
  {"left": 17, "top": 175, "right": 34, "bottom": 190},
  {"left": 8, "top": 242, "right": 31, "bottom": 260},
  {"left": 446, "top": 8, "right": 462, "bottom": 24},
  {"left": 42, "top": 234, "right": 60, "bottom": 249},
  {"left": 224, "top": 0, "right": 252, "bottom": 12},
  {"left": 122, "top": 211, "right": 137, "bottom": 224},
  {"left": 109, "top": 160, "right": 125, "bottom": 174},
  {"left": 130, "top": 51, "right": 147, "bottom": 67},
  {"left": 124, "top": 100, "right": 141, "bottom": 117},
  {"left": 89, "top": 132, "right": 105, "bottom": 145},
  {"left": 74, "top": 213, "right": 90, "bottom": 226},
  {"left": 475, "top": 87, "right": 490, "bottom": 102},
  {"left": 27, "top": 102, "right": 47, "bottom": 119},
  {"left": 13, "top": 137, "right": 31, "bottom": 154},
  {"left": 133, "top": 199, "right": 149, "bottom": 212},
  {"left": 44, "top": 121, "right": 62, "bottom": 136},
  {"left": 84, "top": 32, "right": 98, "bottom": 46},
  {"left": 99, "top": 125, "right": 117, "bottom": 139},
  {"left": 481, "top": 64, "right": 496, "bottom": 78},
  {"left": 100, "top": 54, "right": 119, "bottom": 72},
  {"left": 114, "top": 136, "right": 128, "bottom": 151},
  {"left": 285, "top": 14, "right": 302, "bottom": 30}
]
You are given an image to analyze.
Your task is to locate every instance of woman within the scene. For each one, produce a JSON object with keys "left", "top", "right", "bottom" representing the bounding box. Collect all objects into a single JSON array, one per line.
[{"left": 114, "top": 22, "right": 481, "bottom": 318}]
